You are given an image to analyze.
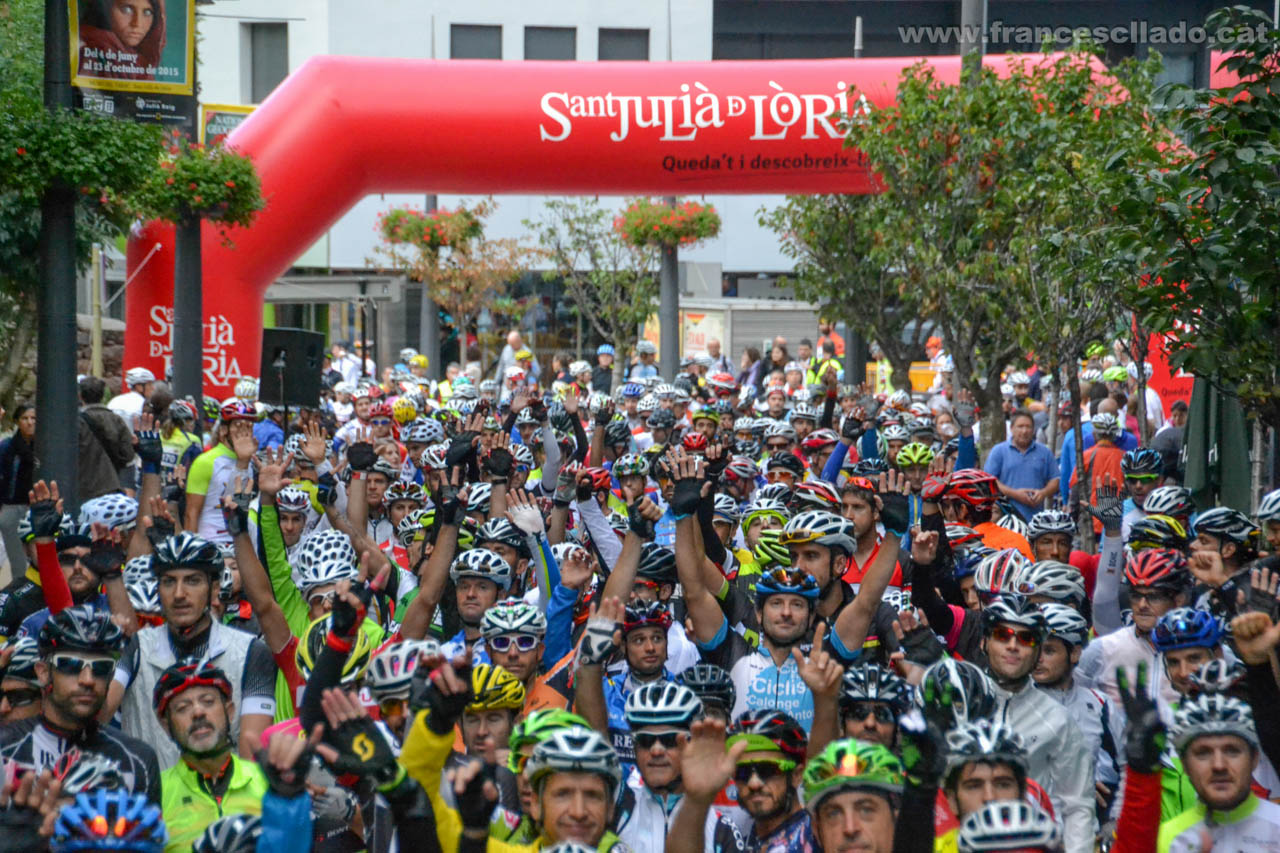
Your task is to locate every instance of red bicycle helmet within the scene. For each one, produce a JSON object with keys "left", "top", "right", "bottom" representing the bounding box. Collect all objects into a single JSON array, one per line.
[
  {"left": 682, "top": 432, "right": 709, "bottom": 453},
  {"left": 727, "top": 709, "right": 808, "bottom": 762},
  {"left": 370, "top": 401, "right": 394, "bottom": 419},
  {"left": 622, "top": 600, "right": 673, "bottom": 634},
  {"left": 792, "top": 480, "right": 840, "bottom": 511},
  {"left": 1124, "top": 548, "right": 1190, "bottom": 590},
  {"left": 947, "top": 469, "right": 999, "bottom": 509},
  {"left": 583, "top": 467, "right": 613, "bottom": 493},
  {"left": 153, "top": 659, "right": 233, "bottom": 716},
  {"left": 219, "top": 398, "right": 257, "bottom": 422},
  {"left": 801, "top": 429, "right": 839, "bottom": 451}
]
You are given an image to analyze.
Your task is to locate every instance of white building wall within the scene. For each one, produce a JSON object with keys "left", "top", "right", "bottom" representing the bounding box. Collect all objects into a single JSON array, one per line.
[{"left": 195, "top": 0, "right": 792, "bottom": 275}]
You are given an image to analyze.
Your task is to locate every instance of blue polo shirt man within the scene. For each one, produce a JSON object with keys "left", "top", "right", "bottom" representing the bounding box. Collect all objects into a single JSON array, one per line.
[{"left": 984, "top": 410, "right": 1059, "bottom": 521}]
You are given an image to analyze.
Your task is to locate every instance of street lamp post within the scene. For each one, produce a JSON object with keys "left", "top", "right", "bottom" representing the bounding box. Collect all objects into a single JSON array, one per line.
[
  {"left": 658, "top": 196, "right": 679, "bottom": 379},
  {"left": 36, "top": 0, "right": 80, "bottom": 507}
]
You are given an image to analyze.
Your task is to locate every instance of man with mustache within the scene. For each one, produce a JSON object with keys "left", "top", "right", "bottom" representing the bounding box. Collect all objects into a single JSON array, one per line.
[{"left": 154, "top": 659, "right": 268, "bottom": 853}]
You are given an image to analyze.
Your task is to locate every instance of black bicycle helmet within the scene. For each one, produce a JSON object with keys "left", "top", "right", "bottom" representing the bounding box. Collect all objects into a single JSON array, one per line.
[
  {"left": 636, "top": 542, "right": 677, "bottom": 587},
  {"left": 150, "top": 532, "right": 223, "bottom": 578},
  {"left": 38, "top": 605, "right": 125, "bottom": 656},
  {"left": 677, "top": 664, "right": 736, "bottom": 713}
]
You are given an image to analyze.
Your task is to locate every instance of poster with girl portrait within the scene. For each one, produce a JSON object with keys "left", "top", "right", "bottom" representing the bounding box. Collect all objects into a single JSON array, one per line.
[{"left": 70, "top": 0, "right": 195, "bottom": 94}]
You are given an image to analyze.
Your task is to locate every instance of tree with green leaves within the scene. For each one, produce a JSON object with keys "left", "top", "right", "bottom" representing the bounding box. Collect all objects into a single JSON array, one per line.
[
  {"left": 836, "top": 47, "right": 1171, "bottom": 455},
  {"left": 759, "top": 193, "right": 924, "bottom": 391},
  {"left": 0, "top": 0, "right": 164, "bottom": 403},
  {"left": 1116, "top": 5, "right": 1280, "bottom": 434},
  {"left": 526, "top": 198, "right": 661, "bottom": 387}
]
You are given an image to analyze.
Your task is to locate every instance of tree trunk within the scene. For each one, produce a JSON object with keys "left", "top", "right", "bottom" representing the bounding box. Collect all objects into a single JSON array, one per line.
[
  {"left": 1069, "top": 369, "right": 1095, "bottom": 551},
  {"left": 1045, "top": 364, "right": 1060, "bottom": 453},
  {"left": 971, "top": 365, "right": 1006, "bottom": 462},
  {"left": 889, "top": 357, "right": 913, "bottom": 392},
  {"left": 0, "top": 308, "right": 37, "bottom": 406}
]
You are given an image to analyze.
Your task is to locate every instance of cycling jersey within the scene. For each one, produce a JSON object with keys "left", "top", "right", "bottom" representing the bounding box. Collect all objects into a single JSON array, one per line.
[
  {"left": 186, "top": 444, "right": 243, "bottom": 543},
  {"left": 991, "top": 678, "right": 1095, "bottom": 853},
  {"left": 604, "top": 668, "right": 674, "bottom": 764},
  {"left": 744, "top": 808, "right": 817, "bottom": 853},
  {"left": 160, "top": 752, "right": 267, "bottom": 853},
  {"left": 1038, "top": 681, "right": 1123, "bottom": 790},
  {"left": 614, "top": 766, "right": 747, "bottom": 853},
  {"left": 1076, "top": 626, "right": 1179, "bottom": 709},
  {"left": 0, "top": 716, "right": 161, "bottom": 803},
  {"left": 698, "top": 615, "right": 814, "bottom": 732},
  {"left": 160, "top": 428, "right": 202, "bottom": 483},
  {"left": 18, "top": 594, "right": 109, "bottom": 640},
  {"left": 1159, "top": 793, "right": 1280, "bottom": 853},
  {"left": 0, "top": 567, "right": 45, "bottom": 642}
]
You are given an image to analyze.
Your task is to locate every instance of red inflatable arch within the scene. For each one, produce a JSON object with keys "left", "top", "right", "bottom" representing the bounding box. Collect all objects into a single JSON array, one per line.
[{"left": 125, "top": 54, "right": 1032, "bottom": 396}]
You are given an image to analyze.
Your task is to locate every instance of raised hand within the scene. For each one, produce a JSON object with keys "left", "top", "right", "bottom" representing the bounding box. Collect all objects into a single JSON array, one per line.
[
  {"left": 1230, "top": 611, "right": 1280, "bottom": 665},
  {"left": 258, "top": 724, "right": 322, "bottom": 798},
  {"left": 681, "top": 718, "right": 748, "bottom": 804},
  {"left": 578, "top": 596, "right": 624, "bottom": 667},
  {"left": 302, "top": 421, "right": 328, "bottom": 466},
  {"left": 85, "top": 523, "right": 126, "bottom": 579},
  {"left": 1189, "top": 549, "right": 1232, "bottom": 590},
  {"left": 920, "top": 472, "right": 950, "bottom": 502},
  {"left": 628, "top": 496, "right": 661, "bottom": 541},
  {"left": 1247, "top": 565, "right": 1280, "bottom": 617},
  {"left": 257, "top": 451, "right": 294, "bottom": 498},
  {"left": 1087, "top": 474, "right": 1125, "bottom": 533},
  {"left": 314, "top": 688, "right": 403, "bottom": 788},
  {"left": 953, "top": 391, "right": 977, "bottom": 430},
  {"left": 910, "top": 528, "right": 939, "bottom": 564},
  {"left": 792, "top": 623, "right": 842, "bottom": 699},
  {"left": 26, "top": 480, "right": 64, "bottom": 540},
  {"left": 557, "top": 544, "right": 595, "bottom": 591},
  {"left": 668, "top": 448, "right": 706, "bottom": 517},
  {"left": 231, "top": 429, "right": 258, "bottom": 464},
  {"left": 1115, "top": 663, "right": 1167, "bottom": 774},
  {"left": 506, "top": 487, "right": 545, "bottom": 536}
]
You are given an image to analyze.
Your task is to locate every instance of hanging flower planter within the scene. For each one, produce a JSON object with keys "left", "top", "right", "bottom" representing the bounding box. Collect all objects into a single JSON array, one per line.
[
  {"left": 135, "top": 131, "right": 263, "bottom": 231},
  {"left": 378, "top": 206, "right": 483, "bottom": 252},
  {"left": 613, "top": 198, "right": 721, "bottom": 249}
]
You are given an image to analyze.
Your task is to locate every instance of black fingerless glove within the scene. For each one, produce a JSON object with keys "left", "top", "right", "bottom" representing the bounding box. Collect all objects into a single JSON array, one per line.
[
  {"left": 898, "top": 716, "right": 947, "bottom": 787},
  {"left": 85, "top": 540, "right": 126, "bottom": 579},
  {"left": 329, "top": 583, "right": 371, "bottom": 638},
  {"left": 222, "top": 500, "right": 249, "bottom": 538},
  {"left": 146, "top": 515, "right": 176, "bottom": 547},
  {"left": 446, "top": 434, "right": 478, "bottom": 470},
  {"left": 669, "top": 477, "right": 704, "bottom": 517},
  {"left": 255, "top": 744, "right": 314, "bottom": 798},
  {"left": 456, "top": 762, "right": 498, "bottom": 831},
  {"left": 347, "top": 442, "right": 377, "bottom": 473},
  {"left": 135, "top": 429, "right": 163, "bottom": 468},
  {"left": 28, "top": 499, "right": 61, "bottom": 539},
  {"left": 628, "top": 501, "right": 656, "bottom": 541},
  {"left": 161, "top": 482, "right": 184, "bottom": 504},
  {"left": 899, "top": 624, "right": 945, "bottom": 666},
  {"left": 410, "top": 664, "right": 473, "bottom": 734},
  {"left": 438, "top": 485, "right": 465, "bottom": 526},
  {"left": 879, "top": 493, "right": 910, "bottom": 536},
  {"left": 316, "top": 472, "right": 339, "bottom": 507},
  {"left": 321, "top": 715, "right": 404, "bottom": 789},
  {"left": 484, "top": 447, "right": 513, "bottom": 480},
  {"left": 0, "top": 803, "right": 51, "bottom": 853}
]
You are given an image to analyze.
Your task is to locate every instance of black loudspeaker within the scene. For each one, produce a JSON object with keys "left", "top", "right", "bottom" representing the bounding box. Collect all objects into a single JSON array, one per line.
[{"left": 259, "top": 327, "right": 325, "bottom": 408}]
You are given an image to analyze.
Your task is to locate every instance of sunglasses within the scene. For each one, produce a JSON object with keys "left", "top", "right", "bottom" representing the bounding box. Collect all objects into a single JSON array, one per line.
[
  {"left": 1125, "top": 474, "right": 1159, "bottom": 482},
  {"left": 633, "top": 730, "right": 686, "bottom": 751},
  {"left": 845, "top": 476, "right": 876, "bottom": 492},
  {"left": 989, "top": 624, "right": 1039, "bottom": 648},
  {"left": 369, "top": 418, "right": 392, "bottom": 426},
  {"left": 488, "top": 634, "right": 539, "bottom": 653},
  {"left": 307, "top": 589, "right": 337, "bottom": 607},
  {"left": 0, "top": 687, "right": 40, "bottom": 708},
  {"left": 844, "top": 703, "right": 897, "bottom": 724},
  {"left": 1128, "top": 588, "right": 1175, "bottom": 604},
  {"left": 378, "top": 697, "right": 407, "bottom": 717},
  {"left": 733, "top": 759, "right": 796, "bottom": 785},
  {"left": 56, "top": 553, "right": 89, "bottom": 569},
  {"left": 49, "top": 654, "right": 115, "bottom": 680}
]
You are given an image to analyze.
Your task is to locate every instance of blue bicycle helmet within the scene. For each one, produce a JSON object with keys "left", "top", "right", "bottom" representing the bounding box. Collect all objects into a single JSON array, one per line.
[
  {"left": 1151, "top": 607, "right": 1224, "bottom": 652},
  {"left": 753, "top": 567, "right": 821, "bottom": 606},
  {"left": 51, "top": 790, "right": 167, "bottom": 852},
  {"left": 954, "top": 545, "right": 994, "bottom": 580}
]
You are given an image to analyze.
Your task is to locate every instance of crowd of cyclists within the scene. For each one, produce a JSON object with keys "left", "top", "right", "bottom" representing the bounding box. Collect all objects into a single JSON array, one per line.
[{"left": 1, "top": 335, "right": 1278, "bottom": 853}]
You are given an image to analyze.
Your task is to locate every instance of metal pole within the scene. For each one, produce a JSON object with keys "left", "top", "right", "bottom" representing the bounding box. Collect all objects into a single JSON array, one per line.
[
  {"left": 853, "top": 16, "right": 863, "bottom": 58},
  {"left": 36, "top": 0, "right": 79, "bottom": 505},
  {"left": 172, "top": 217, "right": 204, "bottom": 402},
  {"left": 90, "top": 244, "right": 103, "bottom": 376},
  {"left": 359, "top": 279, "right": 368, "bottom": 378},
  {"left": 658, "top": 197, "right": 679, "bottom": 380},
  {"left": 960, "top": 0, "right": 985, "bottom": 81},
  {"left": 418, "top": 194, "right": 441, "bottom": 381}
]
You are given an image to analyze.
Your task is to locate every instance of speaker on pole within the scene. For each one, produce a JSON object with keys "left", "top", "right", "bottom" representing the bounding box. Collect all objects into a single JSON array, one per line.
[{"left": 259, "top": 327, "right": 325, "bottom": 407}]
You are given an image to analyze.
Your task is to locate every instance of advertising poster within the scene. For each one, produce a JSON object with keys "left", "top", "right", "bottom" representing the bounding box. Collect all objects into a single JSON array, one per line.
[
  {"left": 681, "top": 310, "right": 724, "bottom": 358},
  {"left": 70, "top": 0, "right": 195, "bottom": 94},
  {"left": 201, "top": 103, "right": 255, "bottom": 146}
]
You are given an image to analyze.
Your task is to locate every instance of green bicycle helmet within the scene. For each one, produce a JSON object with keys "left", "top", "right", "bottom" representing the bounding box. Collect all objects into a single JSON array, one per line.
[
  {"left": 802, "top": 738, "right": 904, "bottom": 810},
  {"left": 753, "top": 528, "right": 791, "bottom": 567},
  {"left": 507, "top": 709, "right": 591, "bottom": 774},
  {"left": 896, "top": 442, "right": 936, "bottom": 468}
]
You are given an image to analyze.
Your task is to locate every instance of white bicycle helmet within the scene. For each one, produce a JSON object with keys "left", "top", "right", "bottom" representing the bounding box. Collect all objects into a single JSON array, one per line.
[
  {"left": 126, "top": 577, "right": 161, "bottom": 615},
  {"left": 1026, "top": 510, "right": 1074, "bottom": 542},
  {"left": 367, "top": 639, "right": 438, "bottom": 700},
  {"left": 466, "top": 483, "right": 493, "bottom": 515},
  {"left": 995, "top": 513, "right": 1029, "bottom": 539},
  {"left": 233, "top": 376, "right": 259, "bottom": 401},
  {"left": 512, "top": 444, "right": 535, "bottom": 468},
  {"left": 1144, "top": 486, "right": 1194, "bottom": 519},
  {"left": 1012, "top": 561, "right": 1086, "bottom": 608},
  {"left": 945, "top": 720, "right": 1028, "bottom": 780},
  {"left": 958, "top": 800, "right": 1060, "bottom": 852},
  {"left": 124, "top": 367, "right": 156, "bottom": 387},
  {"left": 123, "top": 556, "right": 153, "bottom": 587},
  {"left": 420, "top": 442, "right": 449, "bottom": 471},
  {"left": 1172, "top": 692, "right": 1259, "bottom": 753},
  {"left": 481, "top": 598, "right": 548, "bottom": 638},
  {"left": 764, "top": 421, "right": 797, "bottom": 442},
  {"left": 396, "top": 508, "right": 434, "bottom": 547},
  {"left": 401, "top": 419, "right": 446, "bottom": 446},
  {"left": 1038, "top": 602, "right": 1089, "bottom": 647},
  {"left": 294, "top": 530, "right": 357, "bottom": 592},
  {"left": 624, "top": 682, "right": 702, "bottom": 729},
  {"left": 275, "top": 486, "right": 311, "bottom": 515},
  {"left": 78, "top": 494, "right": 138, "bottom": 533},
  {"left": 974, "top": 549, "right": 1031, "bottom": 599},
  {"left": 526, "top": 726, "right": 622, "bottom": 793},
  {"left": 54, "top": 752, "right": 125, "bottom": 796},
  {"left": 637, "top": 395, "right": 659, "bottom": 415},
  {"left": 449, "top": 548, "right": 513, "bottom": 591},
  {"left": 780, "top": 510, "right": 857, "bottom": 557}
]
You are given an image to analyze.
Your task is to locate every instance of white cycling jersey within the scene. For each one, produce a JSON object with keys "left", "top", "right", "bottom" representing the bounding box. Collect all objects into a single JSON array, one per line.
[
  {"left": 1159, "top": 794, "right": 1280, "bottom": 853},
  {"left": 1076, "top": 626, "right": 1178, "bottom": 709},
  {"left": 1039, "top": 680, "right": 1125, "bottom": 789},
  {"left": 614, "top": 768, "right": 747, "bottom": 853}
]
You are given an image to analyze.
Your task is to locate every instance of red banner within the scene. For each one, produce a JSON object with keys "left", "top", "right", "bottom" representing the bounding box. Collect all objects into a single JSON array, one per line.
[{"left": 124, "top": 54, "right": 1080, "bottom": 396}]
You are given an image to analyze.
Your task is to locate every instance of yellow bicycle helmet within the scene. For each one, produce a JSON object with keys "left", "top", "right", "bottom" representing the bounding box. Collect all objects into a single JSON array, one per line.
[
  {"left": 409, "top": 354, "right": 430, "bottom": 369},
  {"left": 392, "top": 397, "right": 418, "bottom": 425},
  {"left": 467, "top": 663, "right": 526, "bottom": 713},
  {"left": 297, "top": 615, "right": 374, "bottom": 685}
]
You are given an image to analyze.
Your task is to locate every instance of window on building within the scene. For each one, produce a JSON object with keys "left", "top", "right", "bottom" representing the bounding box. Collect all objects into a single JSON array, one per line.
[
  {"left": 451, "top": 24, "right": 502, "bottom": 59},
  {"left": 248, "top": 23, "right": 288, "bottom": 103},
  {"left": 525, "top": 26, "right": 575, "bottom": 60},
  {"left": 598, "top": 28, "right": 648, "bottom": 60}
]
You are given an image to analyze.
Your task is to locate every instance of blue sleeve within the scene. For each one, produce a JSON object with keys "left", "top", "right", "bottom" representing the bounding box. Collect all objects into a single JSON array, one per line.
[
  {"left": 531, "top": 535, "right": 561, "bottom": 605},
  {"left": 822, "top": 441, "right": 851, "bottom": 482},
  {"left": 1059, "top": 431, "right": 1075, "bottom": 503},
  {"left": 543, "top": 582, "right": 579, "bottom": 666},
  {"left": 257, "top": 791, "right": 313, "bottom": 853},
  {"left": 859, "top": 430, "right": 879, "bottom": 460},
  {"left": 957, "top": 433, "right": 976, "bottom": 471}
]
